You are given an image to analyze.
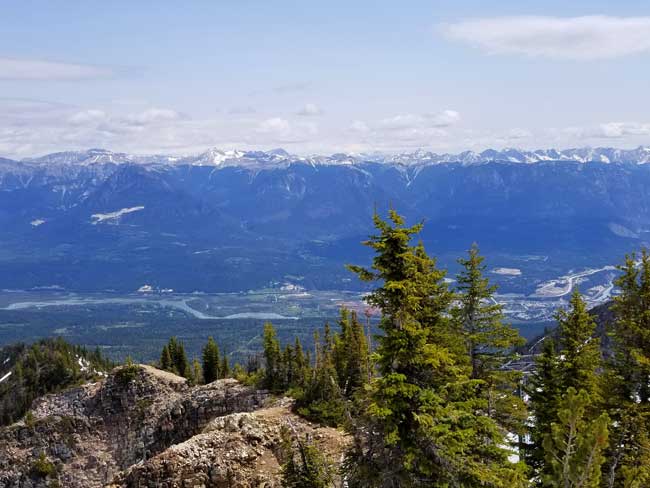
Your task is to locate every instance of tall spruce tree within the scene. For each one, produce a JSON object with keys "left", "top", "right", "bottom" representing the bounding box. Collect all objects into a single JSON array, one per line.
[
  {"left": 191, "top": 358, "right": 202, "bottom": 385},
  {"left": 602, "top": 251, "right": 650, "bottom": 487},
  {"left": 160, "top": 344, "right": 172, "bottom": 371},
  {"left": 527, "top": 290, "right": 603, "bottom": 481},
  {"left": 454, "top": 243, "right": 524, "bottom": 379},
  {"left": 556, "top": 290, "right": 601, "bottom": 403},
  {"left": 297, "top": 323, "right": 346, "bottom": 426},
  {"left": 542, "top": 388, "right": 609, "bottom": 488},
  {"left": 344, "top": 210, "right": 527, "bottom": 487},
  {"left": 453, "top": 244, "right": 526, "bottom": 434},
  {"left": 221, "top": 355, "right": 230, "bottom": 379},
  {"left": 202, "top": 337, "right": 221, "bottom": 384},
  {"left": 333, "top": 308, "right": 369, "bottom": 397},
  {"left": 292, "top": 337, "right": 308, "bottom": 388},
  {"left": 263, "top": 323, "right": 283, "bottom": 392},
  {"left": 527, "top": 338, "right": 562, "bottom": 473},
  {"left": 162, "top": 337, "right": 191, "bottom": 379}
]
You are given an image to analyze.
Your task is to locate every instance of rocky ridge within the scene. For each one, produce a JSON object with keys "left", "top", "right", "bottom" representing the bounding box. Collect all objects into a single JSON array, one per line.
[{"left": 0, "top": 365, "right": 347, "bottom": 487}]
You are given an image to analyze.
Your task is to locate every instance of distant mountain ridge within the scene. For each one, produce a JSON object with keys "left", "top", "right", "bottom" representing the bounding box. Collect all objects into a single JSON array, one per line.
[
  {"left": 1, "top": 144, "right": 650, "bottom": 293},
  {"left": 8, "top": 145, "right": 650, "bottom": 168}
]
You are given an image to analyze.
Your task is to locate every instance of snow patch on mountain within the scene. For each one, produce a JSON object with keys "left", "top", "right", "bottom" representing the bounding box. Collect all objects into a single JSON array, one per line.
[
  {"left": 11, "top": 145, "right": 650, "bottom": 171},
  {"left": 492, "top": 267, "right": 522, "bottom": 276},
  {"left": 91, "top": 206, "right": 144, "bottom": 224},
  {"left": 608, "top": 222, "right": 639, "bottom": 238}
]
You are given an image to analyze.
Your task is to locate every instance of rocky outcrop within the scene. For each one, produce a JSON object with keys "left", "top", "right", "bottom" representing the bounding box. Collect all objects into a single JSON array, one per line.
[
  {"left": 113, "top": 404, "right": 347, "bottom": 488},
  {"left": 0, "top": 365, "right": 347, "bottom": 488}
]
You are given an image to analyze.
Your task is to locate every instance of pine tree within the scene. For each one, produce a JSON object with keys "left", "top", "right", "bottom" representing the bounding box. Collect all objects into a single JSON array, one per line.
[
  {"left": 333, "top": 308, "right": 369, "bottom": 397},
  {"left": 453, "top": 244, "right": 526, "bottom": 435},
  {"left": 202, "top": 337, "right": 221, "bottom": 384},
  {"left": 160, "top": 344, "right": 172, "bottom": 371},
  {"left": 292, "top": 337, "right": 307, "bottom": 387},
  {"left": 602, "top": 251, "right": 650, "bottom": 487},
  {"left": 556, "top": 289, "right": 601, "bottom": 403},
  {"left": 527, "top": 338, "right": 563, "bottom": 472},
  {"left": 454, "top": 243, "right": 524, "bottom": 379},
  {"left": 159, "top": 337, "right": 190, "bottom": 379},
  {"left": 344, "top": 210, "right": 527, "bottom": 487},
  {"left": 282, "top": 344, "right": 294, "bottom": 387},
  {"left": 280, "top": 426, "right": 335, "bottom": 488},
  {"left": 542, "top": 388, "right": 609, "bottom": 488},
  {"left": 528, "top": 290, "right": 602, "bottom": 481},
  {"left": 192, "top": 358, "right": 202, "bottom": 385},
  {"left": 263, "top": 323, "right": 283, "bottom": 391},
  {"left": 172, "top": 339, "right": 190, "bottom": 379},
  {"left": 296, "top": 324, "right": 346, "bottom": 426},
  {"left": 221, "top": 354, "right": 230, "bottom": 379}
]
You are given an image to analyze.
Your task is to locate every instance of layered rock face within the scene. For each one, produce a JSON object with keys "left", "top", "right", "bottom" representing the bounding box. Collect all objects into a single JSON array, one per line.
[{"left": 0, "top": 365, "right": 346, "bottom": 487}]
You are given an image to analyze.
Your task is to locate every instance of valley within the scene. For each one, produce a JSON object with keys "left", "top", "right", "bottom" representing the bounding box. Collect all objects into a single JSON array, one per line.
[{"left": 0, "top": 258, "right": 621, "bottom": 362}]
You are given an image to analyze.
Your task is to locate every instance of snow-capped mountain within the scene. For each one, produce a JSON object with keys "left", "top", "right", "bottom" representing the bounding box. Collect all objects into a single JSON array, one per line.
[
  {"left": 4, "top": 143, "right": 650, "bottom": 293},
  {"left": 22, "top": 148, "right": 178, "bottom": 166},
  {"left": 15, "top": 145, "right": 650, "bottom": 169}
]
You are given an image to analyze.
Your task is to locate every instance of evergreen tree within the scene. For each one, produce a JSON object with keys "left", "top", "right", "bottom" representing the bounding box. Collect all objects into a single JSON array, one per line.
[
  {"left": 280, "top": 426, "right": 335, "bottom": 488},
  {"left": 296, "top": 325, "right": 346, "bottom": 426},
  {"left": 602, "top": 251, "right": 650, "bottom": 487},
  {"left": 556, "top": 290, "right": 601, "bottom": 403},
  {"left": 292, "top": 337, "right": 308, "bottom": 387},
  {"left": 160, "top": 344, "right": 172, "bottom": 371},
  {"left": 283, "top": 344, "right": 294, "bottom": 387},
  {"left": 333, "top": 308, "right": 369, "bottom": 397},
  {"left": 202, "top": 336, "right": 221, "bottom": 384},
  {"left": 453, "top": 244, "right": 526, "bottom": 434},
  {"left": 344, "top": 210, "right": 527, "bottom": 487},
  {"left": 527, "top": 338, "right": 562, "bottom": 472},
  {"left": 191, "top": 358, "right": 202, "bottom": 385},
  {"left": 221, "top": 354, "right": 230, "bottom": 379},
  {"left": 528, "top": 290, "right": 602, "bottom": 480},
  {"left": 172, "top": 339, "right": 190, "bottom": 379},
  {"left": 454, "top": 243, "right": 524, "bottom": 379},
  {"left": 542, "top": 388, "right": 609, "bottom": 488},
  {"left": 263, "top": 323, "right": 283, "bottom": 391}
]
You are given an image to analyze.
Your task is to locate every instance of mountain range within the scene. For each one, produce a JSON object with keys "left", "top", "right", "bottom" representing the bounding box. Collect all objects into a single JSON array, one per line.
[
  {"left": 9, "top": 145, "right": 650, "bottom": 168},
  {"left": 1, "top": 146, "right": 650, "bottom": 293}
]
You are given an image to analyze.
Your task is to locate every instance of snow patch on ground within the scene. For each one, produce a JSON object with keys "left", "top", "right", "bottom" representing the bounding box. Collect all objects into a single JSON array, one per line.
[
  {"left": 91, "top": 206, "right": 144, "bottom": 224},
  {"left": 0, "top": 371, "right": 11, "bottom": 384},
  {"left": 77, "top": 357, "right": 89, "bottom": 373}
]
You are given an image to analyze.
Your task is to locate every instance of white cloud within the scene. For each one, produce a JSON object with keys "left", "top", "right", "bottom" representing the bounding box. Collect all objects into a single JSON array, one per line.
[
  {"left": 296, "top": 103, "right": 323, "bottom": 116},
  {"left": 68, "top": 110, "right": 108, "bottom": 126},
  {"left": 124, "top": 108, "right": 182, "bottom": 125},
  {"left": 378, "top": 110, "right": 460, "bottom": 131},
  {"left": 257, "top": 117, "right": 291, "bottom": 135},
  {"left": 443, "top": 16, "right": 650, "bottom": 60},
  {"left": 377, "top": 110, "right": 460, "bottom": 130},
  {"left": 350, "top": 120, "right": 370, "bottom": 133},
  {"left": 504, "top": 128, "right": 532, "bottom": 140},
  {"left": 391, "top": 127, "right": 449, "bottom": 142},
  {"left": 430, "top": 109, "right": 461, "bottom": 127},
  {"left": 597, "top": 122, "right": 650, "bottom": 138},
  {"left": 0, "top": 57, "right": 114, "bottom": 80}
]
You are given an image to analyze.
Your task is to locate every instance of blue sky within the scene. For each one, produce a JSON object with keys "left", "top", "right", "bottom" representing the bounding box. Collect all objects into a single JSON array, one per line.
[{"left": 2, "top": 0, "right": 650, "bottom": 157}]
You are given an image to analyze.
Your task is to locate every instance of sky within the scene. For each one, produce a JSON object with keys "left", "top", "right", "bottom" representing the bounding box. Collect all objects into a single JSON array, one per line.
[{"left": 2, "top": 0, "right": 650, "bottom": 158}]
